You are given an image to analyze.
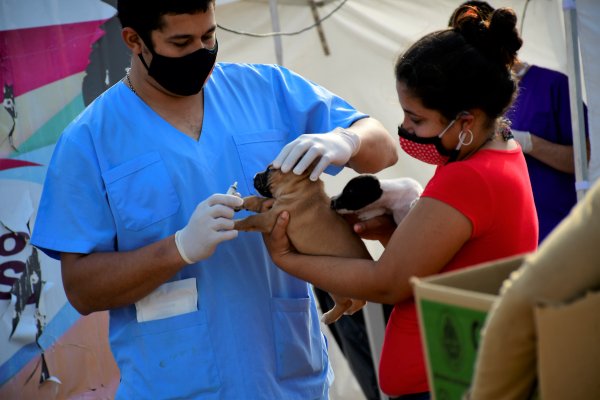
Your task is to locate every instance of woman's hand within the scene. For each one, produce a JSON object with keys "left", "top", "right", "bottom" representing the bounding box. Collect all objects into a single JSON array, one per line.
[
  {"left": 263, "top": 211, "right": 297, "bottom": 265},
  {"left": 352, "top": 214, "right": 397, "bottom": 246}
]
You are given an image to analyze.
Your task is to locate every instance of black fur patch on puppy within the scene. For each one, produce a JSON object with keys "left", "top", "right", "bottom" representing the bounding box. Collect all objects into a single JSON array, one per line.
[{"left": 331, "top": 174, "right": 383, "bottom": 211}]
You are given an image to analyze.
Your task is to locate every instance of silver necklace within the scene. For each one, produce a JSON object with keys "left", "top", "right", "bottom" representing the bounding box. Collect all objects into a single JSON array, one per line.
[{"left": 125, "top": 69, "right": 137, "bottom": 95}]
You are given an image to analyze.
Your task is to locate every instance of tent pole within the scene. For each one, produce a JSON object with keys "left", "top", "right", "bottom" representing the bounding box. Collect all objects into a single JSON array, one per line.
[
  {"left": 308, "top": 0, "right": 330, "bottom": 56},
  {"left": 268, "top": 0, "right": 284, "bottom": 65},
  {"left": 563, "top": 0, "right": 589, "bottom": 200}
]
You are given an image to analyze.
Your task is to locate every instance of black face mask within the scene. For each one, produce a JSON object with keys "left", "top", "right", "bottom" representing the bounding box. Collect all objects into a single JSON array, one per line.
[{"left": 139, "top": 40, "right": 218, "bottom": 96}]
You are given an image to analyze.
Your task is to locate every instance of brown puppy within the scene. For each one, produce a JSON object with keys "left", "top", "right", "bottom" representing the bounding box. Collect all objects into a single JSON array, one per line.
[{"left": 234, "top": 165, "right": 370, "bottom": 324}]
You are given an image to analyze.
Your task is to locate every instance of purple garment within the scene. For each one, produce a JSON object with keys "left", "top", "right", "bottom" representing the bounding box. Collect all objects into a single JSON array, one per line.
[{"left": 505, "top": 65, "right": 589, "bottom": 242}]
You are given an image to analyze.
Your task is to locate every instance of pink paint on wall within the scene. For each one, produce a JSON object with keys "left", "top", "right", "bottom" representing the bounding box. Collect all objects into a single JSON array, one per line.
[{"left": 0, "top": 20, "right": 106, "bottom": 100}]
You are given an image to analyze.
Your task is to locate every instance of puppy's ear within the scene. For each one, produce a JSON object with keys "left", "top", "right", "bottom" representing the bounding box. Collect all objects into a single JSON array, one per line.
[
  {"left": 332, "top": 174, "right": 384, "bottom": 211},
  {"left": 344, "top": 175, "right": 382, "bottom": 196}
]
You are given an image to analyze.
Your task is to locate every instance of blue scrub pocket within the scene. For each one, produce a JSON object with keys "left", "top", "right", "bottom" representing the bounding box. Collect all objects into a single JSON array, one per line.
[
  {"left": 103, "top": 152, "right": 180, "bottom": 231},
  {"left": 271, "top": 297, "right": 324, "bottom": 380},
  {"left": 233, "top": 130, "right": 286, "bottom": 196},
  {"left": 114, "top": 310, "right": 221, "bottom": 398}
]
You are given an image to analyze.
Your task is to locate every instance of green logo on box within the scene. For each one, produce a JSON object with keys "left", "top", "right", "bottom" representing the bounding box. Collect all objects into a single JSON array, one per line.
[
  {"left": 441, "top": 312, "right": 463, "bottom": 368},
  {"left": 420, "top": 299, "right": 488, "bottom": 400}
]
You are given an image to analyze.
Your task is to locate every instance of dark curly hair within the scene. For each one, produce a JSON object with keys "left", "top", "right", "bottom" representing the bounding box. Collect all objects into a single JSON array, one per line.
[
  {"left": 117, "top": 0, "right": 214, "bottom": 49},
  {"left": 448, "top": 1, "right": 495, "bottom": 27},
  {"left": 395, "top": 7, "right": 522, "bottom": 124}
]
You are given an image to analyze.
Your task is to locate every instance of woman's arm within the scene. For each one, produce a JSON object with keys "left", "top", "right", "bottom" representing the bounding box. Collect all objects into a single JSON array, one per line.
[{"left": 265, "top": 197, "right": 472, "bottom": 304}]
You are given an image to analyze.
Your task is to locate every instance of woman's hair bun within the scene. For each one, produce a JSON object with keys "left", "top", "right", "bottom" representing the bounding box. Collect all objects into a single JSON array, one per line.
[
  {"left": 454, "top": 7, "right": 522, "bottom": 67},
  {"left": 488, "top": 8, "right": 523, "bottom": 66}
]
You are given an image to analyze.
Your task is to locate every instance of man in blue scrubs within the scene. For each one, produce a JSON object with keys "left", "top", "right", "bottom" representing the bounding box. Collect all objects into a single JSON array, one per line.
[{"left": 31, "top": 1, "right": 398, "bottom": 398}]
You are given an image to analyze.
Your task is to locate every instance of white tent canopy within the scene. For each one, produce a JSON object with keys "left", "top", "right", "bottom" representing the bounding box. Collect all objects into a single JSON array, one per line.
[{"left": 215, "top": 0, "right": 599, "bottom": 193}]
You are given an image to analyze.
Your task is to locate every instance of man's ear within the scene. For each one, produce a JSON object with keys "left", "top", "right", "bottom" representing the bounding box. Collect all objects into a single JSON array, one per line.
[{"left": 122, "top": 27, "right": 144, "bottom": 55}]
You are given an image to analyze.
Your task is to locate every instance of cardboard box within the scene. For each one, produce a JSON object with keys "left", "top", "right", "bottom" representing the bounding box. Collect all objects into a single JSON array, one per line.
[
  {"left": 412, "top": 255, "right": 600, "bottom": 400},
  {"left": 535, "top": 290, "right": 600, "bottom": 400},
  {"left": 411, "top": 255, "right": 525, "bottom": 400}
]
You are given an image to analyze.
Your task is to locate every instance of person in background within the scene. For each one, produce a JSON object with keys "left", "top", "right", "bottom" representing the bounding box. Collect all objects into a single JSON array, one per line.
[
  {"left": 264, "top": 7, "right": 538, "bottom": 400},
  {"left": 449, "top": 0, "right": 590, "bottom": 243},
  {"left": 30, "top": 1, "right": 398, "bottom": 398}
]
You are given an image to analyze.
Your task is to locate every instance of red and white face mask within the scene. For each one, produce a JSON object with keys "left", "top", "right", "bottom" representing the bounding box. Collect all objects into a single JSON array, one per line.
[{"left": 397, "top": 115, "right": 472, "bottom": 165}]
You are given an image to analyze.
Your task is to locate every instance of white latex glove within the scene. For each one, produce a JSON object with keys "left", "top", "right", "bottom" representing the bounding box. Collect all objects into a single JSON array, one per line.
[
  {"left": 511, "top": 129, "right": 533, "bottom": 153},
  {"left": 174, "top": 194, "right": 244, "bottom": 264},
  {"left": 272, "top": 127, "right": 361, "bottom": 181}
]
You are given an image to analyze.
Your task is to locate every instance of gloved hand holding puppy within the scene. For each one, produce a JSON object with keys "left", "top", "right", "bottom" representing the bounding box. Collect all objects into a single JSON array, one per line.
[{"left": 272, "top": 127, "right": 361, "bottom": 181}]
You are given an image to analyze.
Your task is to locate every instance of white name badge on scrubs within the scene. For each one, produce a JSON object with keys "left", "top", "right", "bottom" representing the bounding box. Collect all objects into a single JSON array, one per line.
[{"left": 135, "top": 278, "right": 198, "bottom": 323}]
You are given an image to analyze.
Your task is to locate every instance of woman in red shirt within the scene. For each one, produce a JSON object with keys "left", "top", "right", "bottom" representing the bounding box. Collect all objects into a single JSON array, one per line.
[{"left": 265, "top": 7, "right": 538, "bottom": 400}]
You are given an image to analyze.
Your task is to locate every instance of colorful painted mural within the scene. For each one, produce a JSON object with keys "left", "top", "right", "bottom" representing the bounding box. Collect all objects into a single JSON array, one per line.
[{"left": 1, "top": 1, "right": 123, "bottom": 397}]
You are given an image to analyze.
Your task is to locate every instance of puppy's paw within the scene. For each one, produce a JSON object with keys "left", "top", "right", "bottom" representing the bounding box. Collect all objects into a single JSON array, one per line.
[
  {"left": 320, "top": 311, "right": 340, "bottom": 325},
  {"left": 344, "top": 299, "right": 366, "bottom": 315},
  {"left": 321, "top": 297, "right": 353, "bottom": 324},
  {"left": 240, "top": 196, "right": 266, "bottom": 213}
]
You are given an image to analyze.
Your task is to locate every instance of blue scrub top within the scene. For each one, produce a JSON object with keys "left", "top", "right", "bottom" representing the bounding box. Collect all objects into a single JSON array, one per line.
[{"left": 32, "top": 63, "right": 367, "bottom": 399}]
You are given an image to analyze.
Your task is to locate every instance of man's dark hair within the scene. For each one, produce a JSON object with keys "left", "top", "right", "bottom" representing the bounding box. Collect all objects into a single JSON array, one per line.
[{"left": 117, "top": 0, "right": 215, "bottom": 48}]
